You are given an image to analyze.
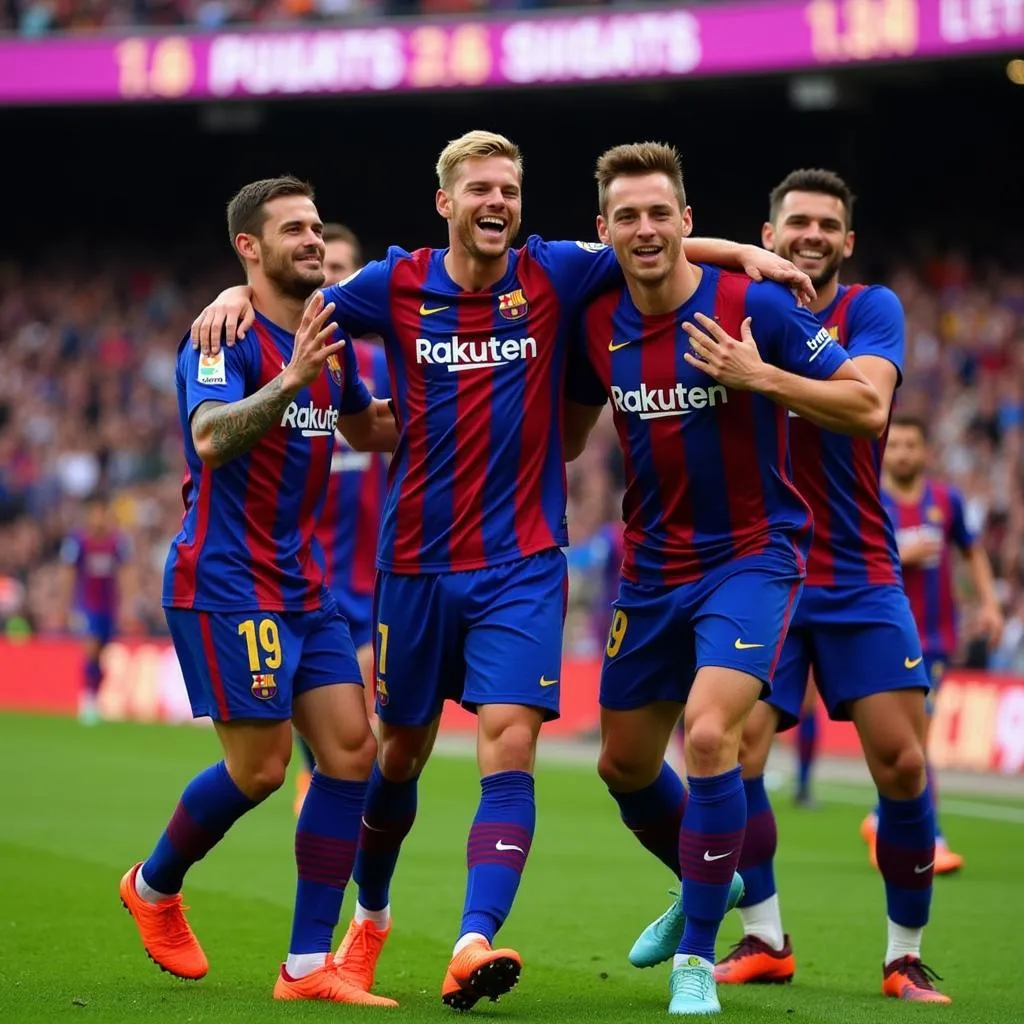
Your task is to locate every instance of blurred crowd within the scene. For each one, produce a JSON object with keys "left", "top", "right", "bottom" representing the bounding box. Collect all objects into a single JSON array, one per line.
[
  {"left": 2, "top": 0, "right": 588, "bottom": 35},
  {"left": 1, "top": 251, "right": 1023, "bottom": 673}
]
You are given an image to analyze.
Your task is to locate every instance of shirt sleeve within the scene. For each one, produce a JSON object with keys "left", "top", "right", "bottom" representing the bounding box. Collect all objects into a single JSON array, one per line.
[
  {"left": 746, "top": 281, "right": 850, "bottom": 380},
  {"left": 322, "top": 250, "right": 404, "bottom": 338},
  {"left": 845, "top": 285, "right": 906, "bottom": 382},
  {"left": 180, "top": 332, "right": 252, "bottom": 419},
  {"left": 338, "top": 330, "right": 372, "bottom": 416},
  {"left": 948, "top": 487, "right": 976, "bottom": 552}
]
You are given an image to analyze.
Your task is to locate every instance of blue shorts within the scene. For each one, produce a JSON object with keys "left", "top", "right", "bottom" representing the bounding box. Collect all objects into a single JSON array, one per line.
[
  {"left": 373, "top": 549, "right": 567, "bottom": 726},
  {"left": 923, "top": 653, "right": 948, "bottom": 715},
  {"left": 769, "top": 585, "right": 930, "bottom": 731},
  {"left": 599, "top": 551, "right": 804, "bottom": 711},
  {"left": 165, "top": 600, "right": 362, "bottom": 722},
  {"left": 79, "top": 611, "right": 115, "bottom": 646},
  {"left": 330, "top": 586, "right": 373, "bottom": 650}
]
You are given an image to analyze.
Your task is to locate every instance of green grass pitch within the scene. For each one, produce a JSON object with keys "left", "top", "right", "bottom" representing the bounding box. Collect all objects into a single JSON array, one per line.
[{"left": 1, "top": 713, "right": 1020, "bottom": 1023}]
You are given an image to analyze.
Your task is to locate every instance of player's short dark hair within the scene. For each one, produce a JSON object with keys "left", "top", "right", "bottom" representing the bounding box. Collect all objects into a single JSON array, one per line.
[
  {"left": 226, "top": 176, "right": 315, "bottom": 247},
  {"left": 768, "top": 169, "right": 856, "bottom": 229},
  {"left": 322, "top": 222, "right": 362, "bottom": 266},
  {"left": 595, "top": 142, "right": 686, "bottom": 217},
  {"left": 890, "top": 413, "right": 929, "bottom": 441}
]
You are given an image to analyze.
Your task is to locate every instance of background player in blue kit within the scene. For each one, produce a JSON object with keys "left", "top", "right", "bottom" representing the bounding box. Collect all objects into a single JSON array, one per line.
[
  {"left": 189, "top": 130, "right": 818, "bottom": 1010},
  {"left": 59, "top": 494, "right": 133, "bottom": 724},
  {"left": 119, "top": 177, "right": 399, "bottom": 1006},
  {"left": 295, "top": 222, "right": 390, "bottom": 814},
  {"left": 563, "top": 143, "right": 880, "bottom": 1016},
  {"left": 716, "top": 169, "right": 951, "bottom": 1004},
  {"left": 863, "top": 415, "right": 1003, "bottom": 873}
]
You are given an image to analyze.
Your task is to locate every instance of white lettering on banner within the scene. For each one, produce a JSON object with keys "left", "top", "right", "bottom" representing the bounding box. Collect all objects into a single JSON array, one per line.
[
  {"left": 611, "top": 382, "right": 727, "bottom": 419},
  {"left": 939, "top": 0, "right": 1024, "bottom": 43},
  {"left": 500, "top": 13, "right": 701, "bottom": 84},
  {"left": 208, "top": 31, "right": 405, "bottom": 96}
]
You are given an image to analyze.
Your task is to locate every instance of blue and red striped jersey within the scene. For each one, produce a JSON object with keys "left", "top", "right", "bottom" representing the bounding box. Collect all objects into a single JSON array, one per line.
[
  {"left": 322, "top": 237, "right": 622, "bottom": 574},
  {"left": 567, "top": 268, "right": 849, "bottom": 586},
  {"left": 163, "top": 311, "right": 371, "bottom": 612},
  {"left": 315, "top": 340, "right": 390, "bottom": 599},
  {"left": 60, "top": 530, "right": 130, "bottom": 614},
  {"left": 789, "top": 284, "right": 906, "bottom": 587},
  {"left": 882, "top": 478, "right": 974, "bottom": 655}
]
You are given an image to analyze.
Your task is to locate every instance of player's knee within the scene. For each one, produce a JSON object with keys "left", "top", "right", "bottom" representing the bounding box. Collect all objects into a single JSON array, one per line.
[
  {"left": 596, "top": 747, "right": 657, "bottom": 791},
  {"left": 685, "top": 716, "right": 737, "bottom": 773},
  {"left": 315, "top": 728, "right": 378, "bottom": 780},
  {"left": 377, "top": 734, "right": 430, "bottom": 782},
  {"left": 869, "top": 733, "right": 926, "bottom": 798},
  {"left": 233, "top": 756, "right": 289, "bottom": 801},
  {"left": 481, "top": 719, "right": 538, "bottom": 774}
]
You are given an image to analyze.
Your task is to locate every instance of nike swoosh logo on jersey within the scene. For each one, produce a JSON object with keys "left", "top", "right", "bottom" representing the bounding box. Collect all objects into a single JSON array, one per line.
[
  {"left": 496, "top": 840, "right": 525, "bottom": 854},
  {"left": 419, "top": 303, "right": 450, "bottom": 316},
  {"left": 734, "top": 639, "right": 765, "bottom": 650},
  {"left": 703, "top": 850, "right": 732, "bottom": 862},
  {"left": 608, "top": 339, "right": 633, "bottom": 352},
  {"left": 539, "top": 676, "right": 558, "bottom": 687},
  {"left": 361, "top": 816, "right": 386, "bottom": 832},
  {"left": 905, "top": 656, "right": 923, "bottom": 669}
]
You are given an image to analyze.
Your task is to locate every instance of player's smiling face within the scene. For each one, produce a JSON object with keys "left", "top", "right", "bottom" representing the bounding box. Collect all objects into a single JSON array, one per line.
[
  {"left": 251, "top": 195, "right": 326, "bottom": 299},
  {"left": 763, "top": 190, "right": 854, "bottom": 290},
  {"left": 597, "top": 172, "right": 691, "bottom": 286},
  {"left": 437, "top": 155, "right": 522, "bottom": 262}
]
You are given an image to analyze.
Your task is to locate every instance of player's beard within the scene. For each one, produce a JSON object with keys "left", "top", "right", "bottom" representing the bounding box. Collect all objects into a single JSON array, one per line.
[
  {"left": 265, "top": 245, "right": 326, "bottom": 300},
  {"left": 778, "top": 243, "right": 844, "bottom": 291},
  {"left": 888, "top": 464, "right": 924, "bottom": 488},
  {"left": 456, "top": 209, "right": 518, "bottom": 263}
]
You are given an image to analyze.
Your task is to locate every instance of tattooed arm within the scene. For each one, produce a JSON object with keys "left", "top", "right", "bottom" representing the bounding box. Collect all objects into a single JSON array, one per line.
[{"left": 191, "top": 375, "right": 298, "bottom": 469}]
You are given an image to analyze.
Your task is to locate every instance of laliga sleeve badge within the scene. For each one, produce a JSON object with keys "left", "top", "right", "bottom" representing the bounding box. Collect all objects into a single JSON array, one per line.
[{"left": 198, "top": 350, "right": 227, "bottom": 386}]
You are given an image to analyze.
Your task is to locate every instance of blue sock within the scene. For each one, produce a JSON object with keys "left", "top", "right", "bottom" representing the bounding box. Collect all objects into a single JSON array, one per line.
[
  {"left": 926, "top": 762, "right": 944, "bottom": 841},
  {"left": 353, "top": 762, "right": 418, "bottom": 912},
  {"left": 296, "top": 734, "right": 316, "bottom": 772},
  {"left": 289, "top": 771, "right": 365, "bottom": 955},
  {"left": 608, "top": 762, "right": 687, "bottom": 877},
  {"left": 677, "top": 767, "right": 746, "bottom": 962},
  {"left": 737, "top": 775, "right": 777, "bottom": 907},
  {"left": 141, "top": 761, "right": 257, "bottom": 895},
  {"left": 84, "top": 656, "right": 102, "bottom": 696},
  {"left": 796, "top": 711, "right": 817, "bottom": 799},
  {"left": 876, "top": 790, "right": 934, "bottom": 928},
  {"left": 461, "top": 770, "right": 536, "bottom": 941}
]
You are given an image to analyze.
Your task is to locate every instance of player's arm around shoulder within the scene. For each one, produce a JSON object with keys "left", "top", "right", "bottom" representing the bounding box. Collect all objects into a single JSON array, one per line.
[
  {"left": 191, "top": 293, "right": 345, "bottom": 468},
  {"left": 682, "top": 280, "right": 884, "bottom": 437}
]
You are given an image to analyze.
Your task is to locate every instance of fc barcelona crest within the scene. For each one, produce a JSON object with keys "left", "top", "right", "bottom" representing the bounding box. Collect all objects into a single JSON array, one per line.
[
  {"left": 498, "top": 289, "right": 529, "bottom": 321},
  {"left": 251, "top": 673, "right": 278, "bottom": 700},
  {"left": 325, "top": 352, "right": 345, "bottom": 387}
]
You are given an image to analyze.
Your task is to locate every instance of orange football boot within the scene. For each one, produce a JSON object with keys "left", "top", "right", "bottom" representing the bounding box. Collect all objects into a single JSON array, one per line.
[
  {"left": 715, "top": 935, "right": 795, "bottom": 984},
  {"left": 860, "top": 812, "right": 879, "bottom": 869},
  {"left": 293, "top": 769, "right": 312, "bottom": 816},
  {"left": 334, "top": 918, "right": 391, "bottom": 992},
  {"left": 934, "top": 841, "right": 964, "bottom": 875},
  {"left": 273, "top": 954, "right": 398, "bottom": 1005},
  {"left": 119, "top": 863, "right": 208, "bottom": 980},
  {"left": 441, "top": 939, "right": 522, "bottom": 1011},
  {"left": 882, "top": 956, "right": 951, "bottom": 1003}
]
